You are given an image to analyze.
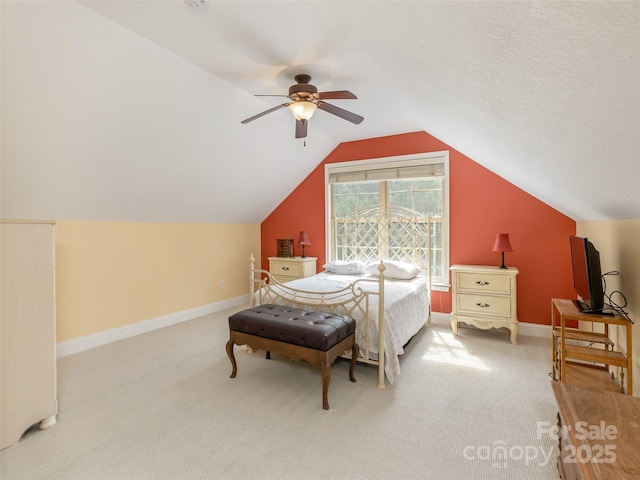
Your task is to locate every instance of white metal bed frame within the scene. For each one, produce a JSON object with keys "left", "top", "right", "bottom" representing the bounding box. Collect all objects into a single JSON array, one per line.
[
  {"left": 250, "top": 255, "right": 387, "bottom": 387},
  {"left": 249, "top": 205, "right": 432, "bottom": 388}
]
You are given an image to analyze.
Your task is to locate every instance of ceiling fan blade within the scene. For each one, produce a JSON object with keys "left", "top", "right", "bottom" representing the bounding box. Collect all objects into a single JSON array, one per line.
[
  {"left": 241, "top": 103, "right": 289, "bottom": 124},
  {"left": 254, "top": 94, "right": 289, "bottom": 97},
  {"left": 316, "top": 90, "right": 357, "bottom": 100},
  {"left": 295, "top": 119, "right": 308, "bottom": 138},
  {"left": 317, "top": 102, "right": 364, "bottom": 124}
]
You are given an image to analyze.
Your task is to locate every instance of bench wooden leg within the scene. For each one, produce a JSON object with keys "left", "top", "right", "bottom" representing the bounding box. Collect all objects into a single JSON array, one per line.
[
  {"left": 349, "top": 342, "right": 359, "bottom": 383},
  {"left": 225, "top": 339, "right": 237, "bottom": 378},
  {"left": 321, "top": 354, "right": 331, "bottom": 410},
  {"left": 227, "top": 331, "right": 357, "bottom": 410},
  {"left": 321, "top": 340, "right": 358, "bottom": 410}
]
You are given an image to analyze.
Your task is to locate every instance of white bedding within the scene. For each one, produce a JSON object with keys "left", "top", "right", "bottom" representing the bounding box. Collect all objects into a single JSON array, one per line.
[{"left": 254, "top": 272, "right": 430, "bottom": 385}]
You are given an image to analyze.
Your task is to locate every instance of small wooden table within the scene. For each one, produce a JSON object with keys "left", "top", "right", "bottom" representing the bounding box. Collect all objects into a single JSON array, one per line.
[
  {"left": 552, "top": 381, "right": 640, "bottom": 479},
  {"left": 551, "top": 298, "right": 632, "bottom": 395}
]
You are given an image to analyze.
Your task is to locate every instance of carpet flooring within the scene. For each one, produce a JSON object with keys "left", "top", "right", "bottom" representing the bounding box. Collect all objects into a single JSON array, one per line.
[{"left": 0, "top": 306, "right": 559, "bottom": 479}]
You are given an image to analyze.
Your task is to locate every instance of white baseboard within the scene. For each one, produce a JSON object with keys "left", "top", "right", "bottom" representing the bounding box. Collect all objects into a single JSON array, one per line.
[
  {"left": 429, "top": 312, "right": 552, "bottom": 338},
  {"left": 58, "top": 302, "right": 554, "bottom": 358},
  {"left": 56, "top": 295, "right": 248, "bottom": 358},
  {"left": 517, "top": 321, "right": 552, "bottom": 338},
  {"left": 429, "top": 311, "right": 450, "bottom": 326}
]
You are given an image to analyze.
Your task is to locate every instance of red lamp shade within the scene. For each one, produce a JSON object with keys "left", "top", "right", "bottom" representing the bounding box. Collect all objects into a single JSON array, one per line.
[
  {"left": 492, "top": 233, "right": 513, "bottom": 269},
  {"left": 492, "top": 233, "right": 513, "bottom": 253},
  {"left": 299, "top": 231, "right": 311, "bottom": 246},
  {"left": 299, "top": 231, "right": 310, "bottom": 258}
]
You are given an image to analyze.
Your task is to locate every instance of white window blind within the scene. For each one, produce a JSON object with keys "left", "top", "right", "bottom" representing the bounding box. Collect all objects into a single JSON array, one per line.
[{"left": 328, "top": 162, "right": 444, "bottom": 184}]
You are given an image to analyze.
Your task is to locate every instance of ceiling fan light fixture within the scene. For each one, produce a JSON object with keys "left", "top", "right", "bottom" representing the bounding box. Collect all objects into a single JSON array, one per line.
[
  {"left": 241, "top": 75, "right": 363, "bottom": 138},
  {"left": 288, "top": 101, "right": 317, "bottom": 122}
]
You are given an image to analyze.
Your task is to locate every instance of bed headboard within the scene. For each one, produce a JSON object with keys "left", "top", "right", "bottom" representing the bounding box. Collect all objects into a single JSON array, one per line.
[{"left": 331, "top": 204, "right": 432, "bottom": 272}]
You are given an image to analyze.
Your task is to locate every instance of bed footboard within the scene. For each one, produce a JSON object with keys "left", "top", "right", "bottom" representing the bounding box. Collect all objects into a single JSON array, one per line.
[{"left": 249, "top": 254, "right": 387, "bottom": 388}]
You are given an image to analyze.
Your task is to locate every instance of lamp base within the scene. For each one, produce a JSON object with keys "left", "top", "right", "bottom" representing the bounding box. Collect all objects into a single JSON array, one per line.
[
  {"left": 498, "top": 251, "right": 507, "bottom": 269},
  {"left": 301, "top": 245, "right": 306, "bottom": 258}
]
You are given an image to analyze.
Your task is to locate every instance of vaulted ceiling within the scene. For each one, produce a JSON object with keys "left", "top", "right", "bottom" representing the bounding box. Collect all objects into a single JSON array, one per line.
[{"left": 2, "top": 1, "right": 638, "bottom": 223}]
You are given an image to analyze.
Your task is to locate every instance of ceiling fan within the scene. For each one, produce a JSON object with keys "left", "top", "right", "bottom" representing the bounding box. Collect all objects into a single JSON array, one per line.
[{"left": 241, "top": 74, "right": 364, "bottom": 140}]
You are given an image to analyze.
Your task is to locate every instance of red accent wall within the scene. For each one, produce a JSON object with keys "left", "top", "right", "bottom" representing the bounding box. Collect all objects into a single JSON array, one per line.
[{"left": 261, "top": 131, "right": 576, "bottom": 325}]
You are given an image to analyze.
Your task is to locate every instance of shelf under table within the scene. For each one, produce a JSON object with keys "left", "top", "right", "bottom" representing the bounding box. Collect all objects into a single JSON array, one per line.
[
  {"left": 552, "top": 327, "right": 614, "bottom": 346},
  {"left": 563, "top": 344, "right": 628, "bottom": 367}
]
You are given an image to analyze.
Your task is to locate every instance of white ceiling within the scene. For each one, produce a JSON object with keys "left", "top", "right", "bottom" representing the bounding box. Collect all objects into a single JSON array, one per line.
[{"left": 2, "top": 1, "right": 639, "bottom": 223}]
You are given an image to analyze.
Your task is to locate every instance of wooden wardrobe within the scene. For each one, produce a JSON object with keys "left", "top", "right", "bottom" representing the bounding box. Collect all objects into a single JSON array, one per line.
[{"left": 1, "top": 221, "right": 57, "bottom": 450}]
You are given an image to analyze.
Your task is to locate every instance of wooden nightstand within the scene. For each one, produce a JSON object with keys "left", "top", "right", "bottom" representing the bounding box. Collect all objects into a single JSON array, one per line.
[
  {"left": 450, "top": 264, "right": 519, "bottom": 344},
  {"left": 268, "top": 257, "right": 317, "bottom": 283}
]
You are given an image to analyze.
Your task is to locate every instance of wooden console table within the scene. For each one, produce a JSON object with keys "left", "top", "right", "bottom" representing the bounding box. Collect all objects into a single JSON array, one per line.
[
  {"left": 552, "top": 381, "right": 640, "bottom": 479},
  {"left": 552, "top": 298, "right": 632, "bottom": 395}
]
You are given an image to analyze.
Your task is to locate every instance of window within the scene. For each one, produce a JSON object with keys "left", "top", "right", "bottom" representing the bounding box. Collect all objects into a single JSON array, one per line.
[{"left": 325, "top": 152, "right": 449, "bottom": 286}]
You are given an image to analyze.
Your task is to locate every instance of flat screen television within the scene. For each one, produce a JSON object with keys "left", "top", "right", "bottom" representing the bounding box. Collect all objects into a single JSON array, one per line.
[{"left": 569, "top": 235, "right": 605, "bottom": 314}]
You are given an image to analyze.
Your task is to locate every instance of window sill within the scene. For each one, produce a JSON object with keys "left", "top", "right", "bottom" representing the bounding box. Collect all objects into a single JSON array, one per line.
[{"left": 431, "top": 282, "right": 450, "bottom": 292}]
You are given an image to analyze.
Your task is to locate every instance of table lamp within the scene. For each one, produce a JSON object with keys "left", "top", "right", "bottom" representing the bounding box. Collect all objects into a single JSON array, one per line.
[
  {"left": 492, "top": 233, "right": 513, "bottom": 269},
  {"left": 299, "top": 231, "right": 311, "bottom": 258}
]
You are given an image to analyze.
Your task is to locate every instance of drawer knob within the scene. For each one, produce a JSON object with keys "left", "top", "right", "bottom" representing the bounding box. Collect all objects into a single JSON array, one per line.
[
  {"left": 476, "top": 302, "right": 490, "bottom": 308},
  {"left": 282, "top": 266, "right": 290, "bottom": 271},
  {"left": 476, "top": 281, "right": 490, "bottom": 286}
]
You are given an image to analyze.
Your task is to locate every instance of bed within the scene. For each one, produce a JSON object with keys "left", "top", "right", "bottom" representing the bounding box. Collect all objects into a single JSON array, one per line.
[{"left": 249, "top": 205, "right": 433, "bottom": 388}]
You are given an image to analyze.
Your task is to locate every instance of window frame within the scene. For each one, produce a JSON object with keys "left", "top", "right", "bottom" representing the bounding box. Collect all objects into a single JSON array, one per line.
[{"left": 325, "top": 151, "right": 450, "bottom": 289}]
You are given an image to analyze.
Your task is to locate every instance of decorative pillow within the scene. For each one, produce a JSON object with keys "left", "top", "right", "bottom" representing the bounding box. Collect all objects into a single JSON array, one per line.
[
  {"left": 366, "top": 260, "right": 421, "bottom": 280},
  {"left": 323, "top": 260, "right": 366, "bottom": 275}
]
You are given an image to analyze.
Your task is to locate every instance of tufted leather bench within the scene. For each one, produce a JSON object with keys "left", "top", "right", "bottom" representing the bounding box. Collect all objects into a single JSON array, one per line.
[{"left": 226, "top": 304, "right": 359, "bottom": 410}]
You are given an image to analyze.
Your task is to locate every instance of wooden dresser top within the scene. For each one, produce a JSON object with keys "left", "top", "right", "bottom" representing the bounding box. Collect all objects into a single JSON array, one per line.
[{"left": 552, "top": 381, "right": 640, "bottom": 479}]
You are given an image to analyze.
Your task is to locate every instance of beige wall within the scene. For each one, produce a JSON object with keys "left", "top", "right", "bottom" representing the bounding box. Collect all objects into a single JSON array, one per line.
[
  {"left": 55, "top": 221, "right": 260, "bottom": 343},
  {"left": 577, "top": 218, "right": 640, "bottom": 396}
]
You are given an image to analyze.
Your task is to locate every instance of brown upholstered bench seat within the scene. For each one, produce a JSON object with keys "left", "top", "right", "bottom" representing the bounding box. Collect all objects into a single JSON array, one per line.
[{"left": 226, "top": 304, "right": 358, "bottom": 409}]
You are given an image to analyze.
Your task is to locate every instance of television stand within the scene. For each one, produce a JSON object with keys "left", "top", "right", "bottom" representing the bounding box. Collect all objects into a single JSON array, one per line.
[{"left": 552, "top": 298, "right": 632, "bottom": 395}]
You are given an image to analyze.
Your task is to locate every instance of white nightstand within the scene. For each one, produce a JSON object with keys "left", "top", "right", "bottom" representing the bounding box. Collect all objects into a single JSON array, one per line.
[
  {"left": 268, "top": 257, "right": 317, "bottom": 283},
  {"left": 450, "top": 264, "right": 519, "bottom": 344}
]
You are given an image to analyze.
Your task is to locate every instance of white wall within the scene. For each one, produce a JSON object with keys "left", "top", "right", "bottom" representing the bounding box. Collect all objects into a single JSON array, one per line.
[{"left": 0, "top": 1, "right": 296, "bottom": 223}]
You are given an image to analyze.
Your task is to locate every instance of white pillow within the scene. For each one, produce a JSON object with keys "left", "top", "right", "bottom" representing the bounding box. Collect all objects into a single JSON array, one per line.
[
  {"left": 323, "top": 260, "right": 366, "bottom": 275},
  {"left": 366, "top": 260, "right": 421, "bottom": 280}
]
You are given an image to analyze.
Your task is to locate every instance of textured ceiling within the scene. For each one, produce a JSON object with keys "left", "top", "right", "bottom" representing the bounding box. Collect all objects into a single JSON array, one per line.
[{"left": 2, "top": 1, "right": 639, "bottom": 223}]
